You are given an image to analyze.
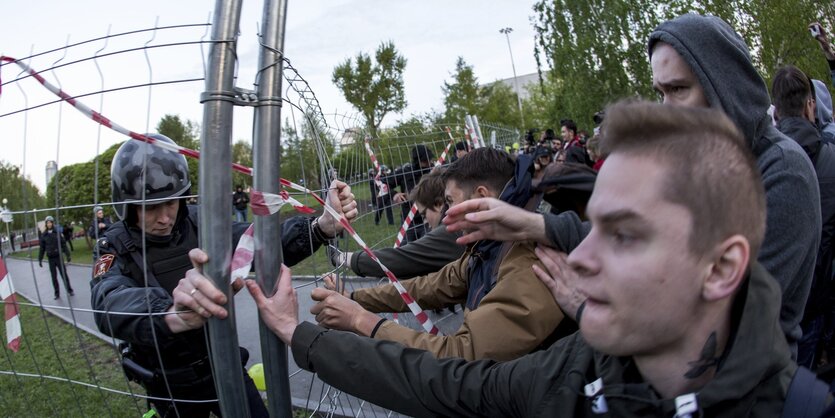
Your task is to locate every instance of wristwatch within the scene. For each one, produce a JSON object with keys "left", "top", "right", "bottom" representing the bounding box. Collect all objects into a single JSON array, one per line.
[{"left": 311, "top": 217, "right": 334, "bottom": 242}]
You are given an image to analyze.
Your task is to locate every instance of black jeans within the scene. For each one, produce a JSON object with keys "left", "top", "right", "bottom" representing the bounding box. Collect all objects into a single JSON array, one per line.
[
  {"left": 146, "top": 370, "right": 267, "bottom": 418},
  {"left": 47, "top": 257, "right": 73, "bottom": 296}
]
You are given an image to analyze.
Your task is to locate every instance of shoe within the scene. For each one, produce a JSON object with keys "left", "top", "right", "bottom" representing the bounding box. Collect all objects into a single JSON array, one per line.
[
  {"left": 68, "top": 291, "right": 75, "bottom": 296},
  {"left": 54, "top": 294, "right": 60, "bottom": 300}
]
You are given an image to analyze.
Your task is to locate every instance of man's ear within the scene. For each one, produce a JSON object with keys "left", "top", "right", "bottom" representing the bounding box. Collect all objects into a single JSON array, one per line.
[
  {"left": 702, "top": 235, "right": 749, "bottom": 302},
  {"left": 474, "top": 185, "right": 492, "bottom": 199},
  {"left": 805, "top": 98, "right": 817, "bottom": 123}
]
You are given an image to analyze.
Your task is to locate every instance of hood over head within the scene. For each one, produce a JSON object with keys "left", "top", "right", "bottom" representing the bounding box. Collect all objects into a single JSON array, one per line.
[
  {"left": 648, "top": 14, "right": 771, "bottom": 149},
  {"left": 813, "top": 79, "right": 834, "bottom": 127}
]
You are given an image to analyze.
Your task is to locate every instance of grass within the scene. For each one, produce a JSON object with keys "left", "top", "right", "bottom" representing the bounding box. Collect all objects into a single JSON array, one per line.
[{"left": 0, "top": 299, "right": 147, "bottom": 417}]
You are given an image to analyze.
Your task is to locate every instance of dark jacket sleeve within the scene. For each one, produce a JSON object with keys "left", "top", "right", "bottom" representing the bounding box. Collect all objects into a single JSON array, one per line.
[
  {"left": 349, "top": 224, "right": 464, "bottom": 279},
  {"left": 543, "top": 211, "right": 591, "bottom": 252},
  {"left": 291, "top": 322, "right": 548, "bottom": 418},
  {"left": 89, "top": 247, "right": 178, "bottom": 347},
  {"left": 224, "top": 208, "right": 322, "bottom": 268},
  {"left": 37, "top": 235, "right": 45, "bottom": 263}
]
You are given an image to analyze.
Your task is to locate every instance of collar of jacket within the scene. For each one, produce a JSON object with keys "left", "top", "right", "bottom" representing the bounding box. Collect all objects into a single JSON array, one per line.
[
  {"left": 465, "top": 155, "right": 535, "bottom": 310},
  {"left": 588, "top": 263, "right": 792, "bottom": 414}
]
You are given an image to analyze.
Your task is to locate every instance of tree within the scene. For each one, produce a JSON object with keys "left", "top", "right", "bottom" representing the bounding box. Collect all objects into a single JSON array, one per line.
[
  {"left": 0, "top": 161, "right": 46, "bottom": 232},
  {"left": 46, "top": 142, "right": 121, "bottom": 229},
  {"left": 530, "top": 0, "right": 835, "bottom": 130},
  {"left": 157, "top": 114, "right": 200, "bottom": 196},
  {"left": 333, "top": 41, "right": 407, "bottom": 138},
  {"left": 442, "top": 57, "right": 481, "bottom": 123},
  {"left": 157, "top": 114, "right": 199, "bottom": 150},
  {"left": 232, "top": 140, "right": 253, "bottom": 191}
]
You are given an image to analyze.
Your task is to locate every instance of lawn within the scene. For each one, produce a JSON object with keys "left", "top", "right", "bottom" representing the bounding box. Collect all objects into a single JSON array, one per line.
[{"left": 0, "top": 300, "right": 147, "bottom": 417}]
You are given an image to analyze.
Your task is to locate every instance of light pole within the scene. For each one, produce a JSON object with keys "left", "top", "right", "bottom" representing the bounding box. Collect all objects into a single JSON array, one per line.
[{"left": 500, "top": 27, "right": 525, "bottom": 129}]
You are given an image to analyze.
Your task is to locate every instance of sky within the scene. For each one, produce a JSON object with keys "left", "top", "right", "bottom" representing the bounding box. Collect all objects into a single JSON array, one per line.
[{"left": 0, "top": 0, "right": 541, "bottom": 195}]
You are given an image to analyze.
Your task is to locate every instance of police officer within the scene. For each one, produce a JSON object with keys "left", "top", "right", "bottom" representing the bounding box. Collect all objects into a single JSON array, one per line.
[
  {"left": 88, "top": 205, "right": 112, "bottom": 261},
  {"left": 384, "top": 144, "right": 434, "bottom": 242},
  {"left": 38, "top": 215, "right": 74, "bottom": 299},
  {"left": 90, "top": 134, "right": 357, "bottom": 417}
]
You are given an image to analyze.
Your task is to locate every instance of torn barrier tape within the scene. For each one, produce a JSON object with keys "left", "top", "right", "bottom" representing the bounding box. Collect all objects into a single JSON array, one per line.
[{"left": 1, "top": 56, "right": 438, "bottom": 334}]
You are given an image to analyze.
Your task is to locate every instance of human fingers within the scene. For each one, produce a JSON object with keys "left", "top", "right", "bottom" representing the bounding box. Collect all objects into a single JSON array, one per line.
[
  {"left": 443, "top": 198, "right": 494, "bottom": 220},
  {"left": 245, "top": 280, "right": 267, "bottom": 307},
  {"left": 188, "top": 248, "right": 208, "bottom": 272},
  {"left": 186, "top": 269, "right": 228, "bottom": 306},
  {"left": 310, "top": 287, "right": 336, "bottom": 303},
  {"left": 323, "top": 274, "right": 338, "bottom": 291}
]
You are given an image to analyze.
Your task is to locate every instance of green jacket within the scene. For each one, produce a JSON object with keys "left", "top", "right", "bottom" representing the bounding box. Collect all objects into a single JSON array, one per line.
[{"left": 291, "top": 263, "right": 796, "bottom": 417}]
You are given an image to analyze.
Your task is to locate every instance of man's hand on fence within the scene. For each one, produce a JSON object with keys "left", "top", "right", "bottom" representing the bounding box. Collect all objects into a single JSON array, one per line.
[
  {"left": 811, "top": 22, "right": 835, "bottom": 61},
  {"left": 246, "top": 265, "right": 298, "bottom": 345},
  {"left": 317, "top": 180, "right": 359, "bottom": 238},
  {"left": 310, "top": 288, "right": 380, "bottom": 336},
  {"left": 322, "top": 273, "right": 349, "bottom": 297},
  {"left": 166, "top": 248, "right": 233, "bottom": 334},
  {"left": 392, "top": 192, "right": 408, "bottom": 204},
  {"left": 444, "top": 197, "right": 549, "bottom": 245}
]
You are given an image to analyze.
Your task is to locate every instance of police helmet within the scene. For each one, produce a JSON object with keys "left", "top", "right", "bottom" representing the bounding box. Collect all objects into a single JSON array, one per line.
[
  {"left": 44, "top": 216, "right": 55, "bottom": 223},
  {"left": 94, "top": 205, "right": 104, "bottom": 213},
  {"left": 111, "top": 134, "right": 191, "bottom": 220}
]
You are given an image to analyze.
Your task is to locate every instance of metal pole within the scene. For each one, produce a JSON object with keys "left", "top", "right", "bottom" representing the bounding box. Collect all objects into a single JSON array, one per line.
[
  {"left": 200, "top": 1, "right": 249, "bottom": 417},
  {"left": 252, "top": 0, "right": 292, "bottom": 416},
  {"left": 472, "top": 115, "right": 486, "bottom": 149},
  {"left": 500, "top": 27, "right": 525, "bottom": 129}
]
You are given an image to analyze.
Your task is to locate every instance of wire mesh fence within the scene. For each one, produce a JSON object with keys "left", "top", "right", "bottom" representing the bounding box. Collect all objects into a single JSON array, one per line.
[{"left": 0, "top": 5, "right": 521, "bottom": 417}]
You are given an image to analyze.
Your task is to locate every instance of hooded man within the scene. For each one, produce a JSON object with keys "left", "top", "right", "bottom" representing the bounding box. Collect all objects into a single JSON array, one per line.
[
  {"left": 245, "top": 102, "right": 829, "bottom": 416},
  {"left": 813, "top": 79, "right": 835, "bottom": 143},
  {"left": 444, "top": 13, "right": 822, "bottom": 359}
]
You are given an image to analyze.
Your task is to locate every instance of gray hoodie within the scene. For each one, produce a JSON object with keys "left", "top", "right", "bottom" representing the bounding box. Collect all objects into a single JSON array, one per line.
[
  {"left": 645, "top": 15, "right": 820, "bottom": 353},
  {"left": 813, "top": 79, "right": 835, "bottom": 143},
  {"left": 544, "top": 13, "right": 820, "bottom": 355}
]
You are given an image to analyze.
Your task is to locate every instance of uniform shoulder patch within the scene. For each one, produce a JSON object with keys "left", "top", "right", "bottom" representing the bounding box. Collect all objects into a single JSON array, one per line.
[{"left": 93, "top": 254, "right": 115, "bottom": 278}]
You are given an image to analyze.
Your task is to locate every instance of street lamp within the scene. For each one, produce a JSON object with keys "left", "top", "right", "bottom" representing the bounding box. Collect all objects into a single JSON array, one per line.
[{"left": 499, "top": 27, "right": 525, "bottom": 129}]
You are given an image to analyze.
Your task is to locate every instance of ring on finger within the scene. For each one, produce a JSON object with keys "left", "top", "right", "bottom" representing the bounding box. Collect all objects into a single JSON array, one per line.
[{"left": 190, "top": 288, "right": 198, "bottom": 297}]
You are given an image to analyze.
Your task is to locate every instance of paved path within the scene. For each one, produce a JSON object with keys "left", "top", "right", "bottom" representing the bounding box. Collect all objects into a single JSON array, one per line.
[{"left": 3, "top": 256, "right": 464, "bottom": 414}]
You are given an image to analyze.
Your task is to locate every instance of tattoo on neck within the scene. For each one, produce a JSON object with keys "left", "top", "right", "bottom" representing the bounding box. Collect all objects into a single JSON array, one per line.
[{"left": 684, "top": 332, "right": 720, "bottom": 379}]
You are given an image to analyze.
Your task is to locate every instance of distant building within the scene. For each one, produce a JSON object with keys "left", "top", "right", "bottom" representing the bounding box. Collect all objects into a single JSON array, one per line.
[
  {"left": 488, "top": 72, "right": 539, "bottom": 101},
  {"left": 45, "top": 161, "right": 58, "bottom": 189}
]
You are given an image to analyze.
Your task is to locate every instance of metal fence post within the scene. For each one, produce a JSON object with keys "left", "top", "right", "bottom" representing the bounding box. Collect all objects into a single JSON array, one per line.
[
  {"left": 200, "top": 0, "right": 249, "bottom": 417},
  {"left": 252, "top": 0, "right": 293, "bottom": 416}
]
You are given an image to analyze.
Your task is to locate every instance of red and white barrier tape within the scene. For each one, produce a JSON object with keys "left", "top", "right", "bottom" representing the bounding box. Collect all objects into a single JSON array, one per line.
[
  {"left": 0, "top": 255, "right": 21, "bottom": 352},
  {"left": 0, "top": 56, "right": 439, "bottom": 334},
  {"left": 363, "top": 137, "right": 390, "bottom": 198},
  {"left": 0, "top": 56, "right": 316, "bottom": 214}
]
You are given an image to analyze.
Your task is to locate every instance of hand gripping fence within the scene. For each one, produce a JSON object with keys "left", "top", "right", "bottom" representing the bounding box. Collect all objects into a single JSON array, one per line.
[{"left": 0, "top": 55, "right": 441, "bottom": 335}]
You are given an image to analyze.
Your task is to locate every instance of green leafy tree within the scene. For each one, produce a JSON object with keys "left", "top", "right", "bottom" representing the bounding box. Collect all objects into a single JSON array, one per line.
[
  {"left": 46, "top": 142, "right": 121, "bottom": 231},
  {"left": 333, "top": 41, "right": 407, "bottom": 138},
  {"left": 0, "top": 161, "right": 47, "bottom": 232},
  {"left": 280, "top": 113, "right": 335, "bottom": 190},
  {"left": 442, "top": 57, "right": 481, "bottom": 123},
  {"left": 478, "top": 82, "right": 524, "bottom": 129},
  {"left": 156, "top": 114, "right": 200, "bottom": 196},
  {"left": 530, "top": 0, "right": 835, "bottom": 130},
  {"left": 232, "top": 140, "right": 253, "bottom": 191}
]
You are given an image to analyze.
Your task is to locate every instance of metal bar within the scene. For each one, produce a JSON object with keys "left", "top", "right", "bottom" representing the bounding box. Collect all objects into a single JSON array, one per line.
[
  {"left": 472, "top": 115, "right": 486, "bottom": 149},
  {"left": 253, "top": 0, "right": 292, "bottom": 416},
  {"left": 200, "top": 1, "right": 249, "bottom": 417}
]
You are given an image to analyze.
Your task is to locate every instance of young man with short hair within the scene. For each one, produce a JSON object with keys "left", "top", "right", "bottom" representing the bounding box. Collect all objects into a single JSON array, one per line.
[
  {"left": 246, "top": 101, "right": 815, "bottom": 416},
  {"left": 289, "top": 148, "right": 568, "bottom": 361}
]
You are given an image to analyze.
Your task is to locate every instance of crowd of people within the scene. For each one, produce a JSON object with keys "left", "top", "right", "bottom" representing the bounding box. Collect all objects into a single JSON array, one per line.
[{"left": 83, "top": 12, "right": 835, "bottom": 418}]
